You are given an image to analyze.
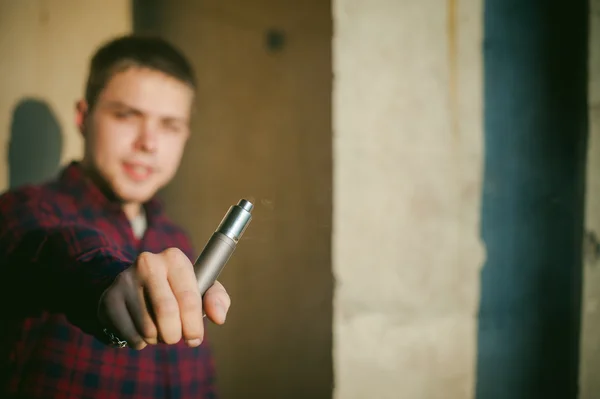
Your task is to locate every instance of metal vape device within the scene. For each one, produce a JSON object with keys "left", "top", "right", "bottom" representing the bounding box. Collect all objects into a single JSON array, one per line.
[{"left": 194, "top": 199, "right": 253, "bottom": 295}]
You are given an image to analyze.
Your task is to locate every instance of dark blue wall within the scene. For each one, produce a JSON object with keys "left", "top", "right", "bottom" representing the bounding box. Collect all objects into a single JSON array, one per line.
[{"left": 476, "top": 1, "right": 589, "bottom": 398}]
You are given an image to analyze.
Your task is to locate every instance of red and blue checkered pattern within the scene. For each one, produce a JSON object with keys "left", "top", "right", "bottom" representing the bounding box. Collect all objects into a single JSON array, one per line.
[{"left": 0, "top": 162, "right": 217, "bottom": 398}]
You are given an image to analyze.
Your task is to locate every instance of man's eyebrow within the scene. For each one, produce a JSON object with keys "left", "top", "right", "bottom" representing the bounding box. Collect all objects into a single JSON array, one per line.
[
  {"left": 104, "top": 100, "right": 138, "bottom": 111},
  {"left": 104, "top": 101, "right": 188, "bottom": 123}
]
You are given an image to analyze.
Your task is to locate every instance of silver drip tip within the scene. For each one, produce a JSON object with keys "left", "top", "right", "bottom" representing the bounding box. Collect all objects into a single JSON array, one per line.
[{"left": 216, "top": 199, "right": 253, "bottom": 243}]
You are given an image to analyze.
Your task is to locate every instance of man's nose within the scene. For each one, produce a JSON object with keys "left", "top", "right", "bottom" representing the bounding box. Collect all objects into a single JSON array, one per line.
[{"left": 136, "top": 122, "right": 158, "bottom": 152}]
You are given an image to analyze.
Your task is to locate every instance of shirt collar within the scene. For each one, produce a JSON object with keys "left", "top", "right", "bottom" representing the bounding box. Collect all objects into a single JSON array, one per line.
[{"left": 57, "top": 161, "right": 165, "bottom": 218}]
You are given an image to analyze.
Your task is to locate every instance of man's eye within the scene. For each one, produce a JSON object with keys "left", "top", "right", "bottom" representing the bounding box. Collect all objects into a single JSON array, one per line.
[
  {"left": 115, "top": 111, "right": 134, "bottom": 119},
  {"left": 163, "top": 121, "right": 183, "bottom": 133}
]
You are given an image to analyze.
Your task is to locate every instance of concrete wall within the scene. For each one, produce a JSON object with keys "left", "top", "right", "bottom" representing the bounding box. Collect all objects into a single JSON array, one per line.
[
  {"left": 153, "top": 1, "right": 334, "bottom": 398},
  {"left": 332, "top": 0, "right": 484, "bottom": 398},
  {"left": 581, "top": 0, "right": 600, "bottom": 397}
]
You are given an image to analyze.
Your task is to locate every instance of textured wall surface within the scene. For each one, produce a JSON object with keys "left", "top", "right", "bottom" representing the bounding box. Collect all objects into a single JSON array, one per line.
[
  {"left": 0, "top": 0, "right": 131, "bottom": 190},
  {"left": 581, "top": 0, "right": 600, "bottom": 397},
  {"left": 155, "top": 1, "right": 334, "bottom": 398},
  {"left": 332, "top": 1, "right": 484, "bottom": 398}
]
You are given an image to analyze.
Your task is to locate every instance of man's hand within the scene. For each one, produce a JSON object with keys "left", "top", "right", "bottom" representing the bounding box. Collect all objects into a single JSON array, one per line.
[{"left": 97, "top": 247, "right": 231, "bottom": 350}]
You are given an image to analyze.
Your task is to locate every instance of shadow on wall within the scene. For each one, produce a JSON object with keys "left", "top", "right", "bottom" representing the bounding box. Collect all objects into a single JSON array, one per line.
[{"left": 8, "top": 98, "right": 63, "bottom": 189}]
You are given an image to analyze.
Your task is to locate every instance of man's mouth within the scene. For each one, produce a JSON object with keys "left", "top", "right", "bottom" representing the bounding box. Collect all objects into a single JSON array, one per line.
[{"left": 122, "top": 162, "right": 153, "bottom": 182}]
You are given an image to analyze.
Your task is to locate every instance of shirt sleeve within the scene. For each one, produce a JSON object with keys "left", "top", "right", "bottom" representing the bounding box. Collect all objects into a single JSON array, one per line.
[{"left": 0, "top": 195, "right": 132, "bottom": 339}]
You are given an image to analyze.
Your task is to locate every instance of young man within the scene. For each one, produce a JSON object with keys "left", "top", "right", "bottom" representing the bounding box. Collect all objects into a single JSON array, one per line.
[{"left": 0, "top": 35, "right": 231, "bottom": 398}]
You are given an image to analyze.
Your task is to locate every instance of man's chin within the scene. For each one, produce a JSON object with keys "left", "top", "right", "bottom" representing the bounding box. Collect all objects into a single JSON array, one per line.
[{"left": 114, "top": 185, "right": 158, "bottom": 205}]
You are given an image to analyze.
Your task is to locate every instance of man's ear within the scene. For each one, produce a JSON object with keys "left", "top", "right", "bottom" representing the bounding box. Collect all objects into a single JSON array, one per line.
[{"left": 75, "top": 99, "right": 88, "bottom": 136}]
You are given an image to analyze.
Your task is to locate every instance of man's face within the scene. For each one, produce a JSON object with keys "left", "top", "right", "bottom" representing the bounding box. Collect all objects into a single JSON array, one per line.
[{"left": 79, "top": 67, "right": 193, "bottom": 204}]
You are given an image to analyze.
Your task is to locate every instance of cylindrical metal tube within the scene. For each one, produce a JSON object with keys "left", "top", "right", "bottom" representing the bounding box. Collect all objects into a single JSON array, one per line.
[{"left": 194, "top": 199, "right": 253, "bottom": 295}]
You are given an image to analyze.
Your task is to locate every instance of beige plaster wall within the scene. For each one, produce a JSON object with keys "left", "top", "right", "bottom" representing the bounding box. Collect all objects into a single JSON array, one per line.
[
  {"left": 580, "top": 0, "right": 600, "bottom": 397},
  {"left": 332, "top": 0, "right": 485, "bottom": 397},
  {"left": 0, "top": 0, "right": 131, "bottom": 190}
]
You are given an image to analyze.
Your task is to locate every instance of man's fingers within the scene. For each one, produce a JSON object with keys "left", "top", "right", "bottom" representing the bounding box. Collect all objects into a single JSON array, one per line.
[
  {"left": 137, "top": 251, "right": 182, "bottom": 345},
  {"left": 102, "top": 249, "right": 232, "bottom": 351},
  {"left": 125, "top": 286, "right": 159, "bottom": 345},
  {"left": 203, "top": 280, "right": 231, "bottom": 325},
  {"left": 163, "top": 248, "right": 204, "bottom": 346},
  {"left": 102, "top": 291, "right": 147, "bottom": 350}
]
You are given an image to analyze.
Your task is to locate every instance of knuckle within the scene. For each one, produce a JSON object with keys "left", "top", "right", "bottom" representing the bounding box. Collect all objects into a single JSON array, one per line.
[
  {"left": 140, "top": 322, "right": 158, "bottom": 341},
  {"left": 153, "top": 297, "right": 179, "bottom": 317},
  {"left": 136, "top": 252, "right": 166, "bottom": 279},
  {"left": 103, "top": 289, "right": 121, "bottom": 308},
  {"left": 137, "top": 251, "right": 154, "bottom": 264},
  {"left": 163, "top": 248, "right": 192, "bottom": 272},
  {"left": 162, "top": 247, "right": 185, "bottom": 263},
  {"left": 115, "top": 270, "right": 134, "bottom": 287},
  {"left": 136, "top": 251, "right": 155, "bottom": 272},
  {"left": 178, "top": 290, "right": 201, "bottom": 312},
  {"left": 110, "top": 272, "right": 125, "bottom": 289}
]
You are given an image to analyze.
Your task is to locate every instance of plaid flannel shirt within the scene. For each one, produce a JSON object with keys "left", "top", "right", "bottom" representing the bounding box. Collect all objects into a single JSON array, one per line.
[{"left": 0, "top": 162, "right": 217, "bottom": 399}]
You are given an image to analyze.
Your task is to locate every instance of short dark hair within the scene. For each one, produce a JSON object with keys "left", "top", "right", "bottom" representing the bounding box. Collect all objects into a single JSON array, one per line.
[{"left": 84, "top": 35, "right": 196, "bottom": 109}]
